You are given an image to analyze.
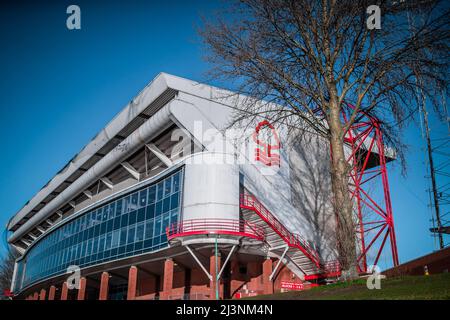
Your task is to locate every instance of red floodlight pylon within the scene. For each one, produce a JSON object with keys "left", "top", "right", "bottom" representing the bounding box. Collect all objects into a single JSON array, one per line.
[{"left": 342, "top": 103, "right": 399, "bottom": 273}]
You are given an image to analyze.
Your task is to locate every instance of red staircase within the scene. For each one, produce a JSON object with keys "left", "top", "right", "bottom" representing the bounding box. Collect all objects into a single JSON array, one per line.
[{"left": 240, "top": 193, "right": 341, "bottom": 279}]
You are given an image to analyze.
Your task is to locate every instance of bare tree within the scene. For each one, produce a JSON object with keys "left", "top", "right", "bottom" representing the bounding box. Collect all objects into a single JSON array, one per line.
[
  {"left": 0, "top": 249, "right": 19, "bottom": 299},
  {"left": 200, "top": 0, "right": 449, "bottom": 276}
]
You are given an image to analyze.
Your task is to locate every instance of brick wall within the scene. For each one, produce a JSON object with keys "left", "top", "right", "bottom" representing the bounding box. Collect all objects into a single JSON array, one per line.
[{"left": 383, "top": 247, "right": 450, "bottom": 277}]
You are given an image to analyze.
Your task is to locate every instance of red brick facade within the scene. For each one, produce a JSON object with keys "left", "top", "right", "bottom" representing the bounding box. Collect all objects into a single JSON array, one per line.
[
  {"left": 99, "top": 272, "right": 109, "bottom": 300},
  {"left": 48, "top": 285, "right": 56, "bottom": 300},
  {"left": 160, "top": 258, "right": 174, "bottom": 300},
  {"left": 383, "top": 247, "right": 450, "bottom": 277},
  {"left": 60, "top": 282, "right": 68, "bottom": 300},
  {"left": 127, "top": 266, "right": 138, "bottom": 300},
  {"left": 39, "top": 288, "right": 46, "bottom": 300},
  {"left": 77, "top": 277, "right": 87, "bottom": 300},
  {"left": 131, "top": 256, "right": 309, "bottom": 299},
  {"left": 21, "top": 254, "right": 315, "bottom": 300}
]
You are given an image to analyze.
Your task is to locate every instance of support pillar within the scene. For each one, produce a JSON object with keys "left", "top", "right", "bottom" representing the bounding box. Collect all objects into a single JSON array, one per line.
[
  {"left": 262, "top": 258, "right": 274, "bottom": 295},
  {"left": 161, "top": 258, "right": 174, "bottom": 300},
  {"left": 184, "top": 268, "right": 191, "bottom": 296},
  {"left": 230, "top": 260, "right": 241, "bottom": 299},
  {"left": 210, "top": 250, "right": 221, "bottom": 300},
  {"left": 77, "top": 277, "right": 87, "bottom": 300},
  {"left": 60, "top": 282, "right": 68, "bottom": 300},
  {"left": 39, "top": 288, "right": 46, "bottom": 300},
  {"left": 33, "top": 292, "right": 39, "bottom": 300},
  {"left": 48, "top": 285, "right": 56, "bottom": 300},
  {"left": 99, "top": 272, "right": 109, "bottom": 300},
  {"left": 127, "top": 266, "right": 138, "bottom": 300}
]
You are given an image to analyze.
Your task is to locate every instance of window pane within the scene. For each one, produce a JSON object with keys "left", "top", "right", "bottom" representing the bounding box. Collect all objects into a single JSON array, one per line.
[
  {"left": 164, "top": 178, "right": 171, "bottom": 197},
  {"left": 170, "top": 193, "right": 179, "bottom": 210},
  {"left": 146, "top": 204, "right": 155, "bottom": 220},
  {"left": 116, "top": 199, "right": 123, "bottom": 216},
  {"left": 162, "top": 214, "right": 170, "bottom": 236},
  {"left": 80, "top": 216, "right": 86, "bottom": 231},
  {"left": 145, "top": 221, "right": 153, "bottom": 239},
  {"left": 81, "top": 241, "right": 87, "bottom": 258},
  {"left": 87, "top": 213, "right": 92, "bottom": 228},
  {"left": 130, "top": 193, "right": 138, "bottom": 211},
  {"left": 92, "top": 238, "right": 99, "bottom": 254},
  {"left": 148, "top": 186, "right": 156, "bottom": 204},
  {"left": 98, "top": 235, "right": 106, "bottom": 254},
  {"left": 154, "top": 217, "right": 162, "bottom": 237},
  {"left": 112, "top": 230, "right": 120, "bottom": 248},
  {"left": 119, "top": 228, "right": 127, "bottom": 246},
  {"left": 96, "top": 210, "right": 102, "bottom": 224},
  {"left": 156, "top": 182, "right": 163, "bottom": 201},
  {"left": 103, "top": 206, "right": 109, "bottom": 221},
  {"left": 136, "top": 223, "right": 144, "bottom": 242},
  {"left": 129, "top": 210, "right": 137, "bottom": 225},
  {"left": 163, "top": 197, "right": 170, "bottom": 213},
  {"left": 87, "top": 239, "right": 93, "bottom": 256},
  {"left": 137, "top": 208, "right": 145, "bottom": 223},
  {"left": 173, "top": 172, "right": 180, "bottom": 192},
  {"left": 170, "top": 210, "right": 178, "bottom": 226},
  {"left": 155, "top": 201, "right": 162, "bottom": 217},
  {"left": 139, "top": 189, "right": 147, "bottom": 207},
  {"left": 127, "top": 225, "right": 136, "bottom": 244},
  {"left": 120, "top": 213, "right": 128, "bottom": 227},
  {"left": 124, "top": 196, "right": 131, "bottom": 213},
  {"left": 109, "top": 203, "right": 115, "bottom": 219},
  {"left": 105, "top": 232, "right": 112, "bottom": 250}
]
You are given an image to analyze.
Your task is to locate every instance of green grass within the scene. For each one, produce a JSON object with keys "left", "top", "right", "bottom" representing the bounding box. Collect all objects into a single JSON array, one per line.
[{"left": 246, "top": 273, "right": 450, "bottom": 300}]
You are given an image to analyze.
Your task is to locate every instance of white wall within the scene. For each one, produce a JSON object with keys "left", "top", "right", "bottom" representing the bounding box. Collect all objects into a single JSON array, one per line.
[{"left": 182, "top": 153, "right": 240, "bottom": 221}]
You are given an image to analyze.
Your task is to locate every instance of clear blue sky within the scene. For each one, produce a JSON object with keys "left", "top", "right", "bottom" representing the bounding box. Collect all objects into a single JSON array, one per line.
[{"left": 0, "top": 0, "right": 448, "bottom": 269}]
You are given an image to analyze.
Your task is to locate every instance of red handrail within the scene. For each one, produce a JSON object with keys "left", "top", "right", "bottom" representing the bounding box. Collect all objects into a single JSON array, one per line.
[
  {"left": 304, "top": 260, "right": 341, "bottom": 280},
  {"left": 166, "top": 218, "right": 265, "bottom": 242},
  {"left": 322, "top": 260, "right": 341, "bottom": 273},
  {"left": 240, "top": 193, "right": 321, "bottom": 268}
]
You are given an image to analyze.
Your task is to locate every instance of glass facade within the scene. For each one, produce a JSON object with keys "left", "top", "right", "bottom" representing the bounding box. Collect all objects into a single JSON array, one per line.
[{"left": 15, "top": 169, "right": 183, "bottom": 291}]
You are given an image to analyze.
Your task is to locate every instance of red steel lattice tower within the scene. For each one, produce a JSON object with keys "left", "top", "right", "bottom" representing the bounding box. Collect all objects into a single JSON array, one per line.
[{"left": 341, "top": 103, "right": 399, "bottom": 273}]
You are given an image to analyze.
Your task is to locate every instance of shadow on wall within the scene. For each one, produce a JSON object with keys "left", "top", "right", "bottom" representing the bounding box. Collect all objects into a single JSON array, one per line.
[
  {"left": 287, "top": 131, "right": 338, "bottom": 263},
  {"left": 227, "top": 113, "right": 338, "bottom": 263}
]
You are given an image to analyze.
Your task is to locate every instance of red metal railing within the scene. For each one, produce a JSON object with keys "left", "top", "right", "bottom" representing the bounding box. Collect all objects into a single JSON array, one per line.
[
  {"left": 166, "top": 218, "right": 265, "bottom": 242},
  {"left": 322, "top": 260, "right": 341, "bottom": 274},
  {"left": 305, "top": 260, "right": 342, "bottom": 280},
  {"left": 240, "top": 193, "right": 321, "bottom": 268}
]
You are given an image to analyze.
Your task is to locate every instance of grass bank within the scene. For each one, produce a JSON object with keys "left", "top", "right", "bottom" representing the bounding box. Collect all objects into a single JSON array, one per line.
[{"left": 246, "top": 273, "right": 450, "bottom": 300}]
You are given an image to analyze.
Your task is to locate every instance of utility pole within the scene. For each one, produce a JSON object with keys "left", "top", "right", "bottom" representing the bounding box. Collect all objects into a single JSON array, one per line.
[{"left": 421, "top": 103, "right": 445, "bottom": 250}]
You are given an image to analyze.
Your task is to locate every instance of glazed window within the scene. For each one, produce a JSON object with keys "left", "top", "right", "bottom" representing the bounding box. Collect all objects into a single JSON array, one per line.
[{"left": 17, "top": 169, "right": 183, "bottom": 291}]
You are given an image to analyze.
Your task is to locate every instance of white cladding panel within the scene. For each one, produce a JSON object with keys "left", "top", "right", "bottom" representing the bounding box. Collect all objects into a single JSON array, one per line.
[{"left": 182, "top": 153, "right": 240, "bottom": 221}]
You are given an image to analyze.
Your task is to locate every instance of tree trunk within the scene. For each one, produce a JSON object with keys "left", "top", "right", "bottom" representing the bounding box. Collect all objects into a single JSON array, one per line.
[{"left": 328, "top": 101, "right": 358, "bottom": 278}]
